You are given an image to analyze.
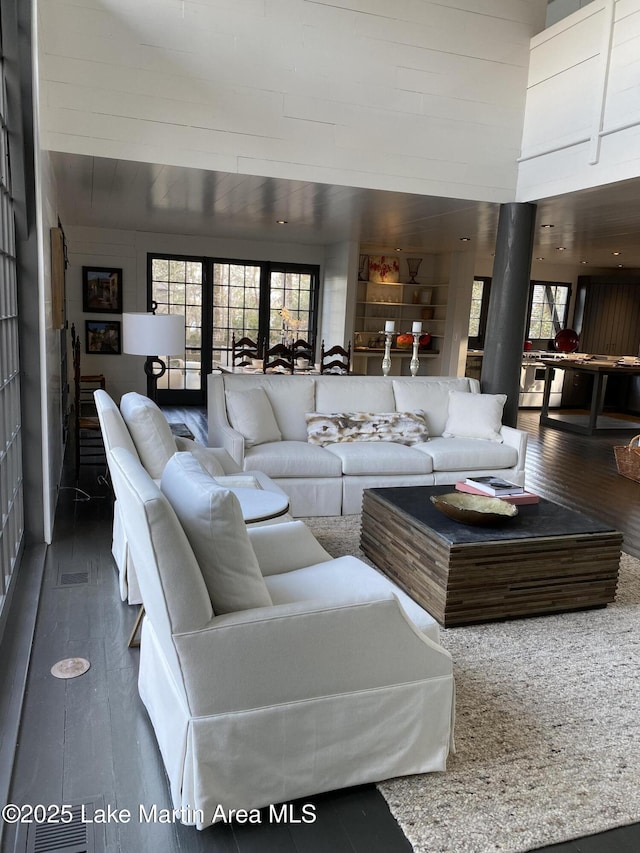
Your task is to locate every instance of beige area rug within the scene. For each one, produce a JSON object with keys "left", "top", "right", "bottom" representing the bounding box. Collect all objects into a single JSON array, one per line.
[{"left": 303, "top": 515, "right": 640, "bottom": 853}]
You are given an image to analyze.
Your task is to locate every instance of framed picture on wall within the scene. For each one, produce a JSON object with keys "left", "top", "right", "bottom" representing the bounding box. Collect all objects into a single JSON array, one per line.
[
  {"left": 85, "top": 320, "right": 121, "bottom": 355},
  {"left": 82, "top": 266, "right": 122, "bottom": 313}
]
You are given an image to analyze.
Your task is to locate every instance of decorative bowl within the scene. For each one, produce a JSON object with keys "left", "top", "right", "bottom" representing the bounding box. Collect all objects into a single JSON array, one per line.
[
  {"left": 554, "top": 328, "right": 579, "bottom": 353},
  {"left": 430, "top": 492, "right": 518, "bottom": 526}
]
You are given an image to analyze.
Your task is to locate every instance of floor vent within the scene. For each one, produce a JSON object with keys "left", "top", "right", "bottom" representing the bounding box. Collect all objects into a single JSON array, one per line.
[
  {"left": 59, "top": 572, "right": 90, "bottom": 586},
  {"left": 16, "top": 797, "right": 104, "bottom": 853}
]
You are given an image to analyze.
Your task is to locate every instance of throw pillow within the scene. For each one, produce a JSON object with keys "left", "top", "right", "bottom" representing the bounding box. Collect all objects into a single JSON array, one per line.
[
  {"left": 225, "top": 387, "right": 282, "bottom": 448},
  {"left": 305, "top": 411, "right": 429, "bottom": 447},
  {"left": 120, "top": 392, "right": 177, "bottom": 479},
  {"left": 160, "top": 453, "right": 272, "bottom": 614},
  {"left": 442, "top": 391, "right": 506, "bottom": 442}
]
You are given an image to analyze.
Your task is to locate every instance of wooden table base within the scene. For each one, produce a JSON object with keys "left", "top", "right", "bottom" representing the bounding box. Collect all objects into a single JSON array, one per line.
[{"left": 361, "top": 490, "right": 622, "bottom": 627}]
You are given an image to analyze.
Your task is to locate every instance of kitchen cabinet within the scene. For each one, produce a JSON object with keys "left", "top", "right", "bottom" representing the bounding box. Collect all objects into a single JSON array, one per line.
[{"left": 576, "top": 277, "right": 640, "bottom": 356}]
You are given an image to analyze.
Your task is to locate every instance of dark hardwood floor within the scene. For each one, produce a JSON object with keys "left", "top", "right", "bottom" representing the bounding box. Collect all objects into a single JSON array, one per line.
[{"left": 4, "top": 405, "right": 640, "bottom": 853}]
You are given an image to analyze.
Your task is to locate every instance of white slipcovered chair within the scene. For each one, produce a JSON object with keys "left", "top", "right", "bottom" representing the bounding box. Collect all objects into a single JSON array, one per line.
[
  {"left": 94, "top": 390, "right": 289, "bottom": 604},
  {"left": 108, "top": 447, "right": 455, "bottom": 827}
]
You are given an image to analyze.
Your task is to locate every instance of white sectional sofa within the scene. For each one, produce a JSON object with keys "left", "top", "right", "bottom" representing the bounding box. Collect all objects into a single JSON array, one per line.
[{"left": 208, "top": 374, "right": 528, "bottom": 516}]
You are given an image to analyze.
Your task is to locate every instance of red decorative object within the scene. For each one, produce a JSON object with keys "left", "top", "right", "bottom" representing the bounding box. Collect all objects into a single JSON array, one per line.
[
  {"left": 419, "top": 333, "right": 431, "bottom": 349},
  {"left": 554, "top": 328, "right": 579, "bottom": 353},
  {"left": 396, "top": 333, "right": 413, "bottom": 349},
  {"left": 524, "top": 340, "right": 533, "bottom": 351}
]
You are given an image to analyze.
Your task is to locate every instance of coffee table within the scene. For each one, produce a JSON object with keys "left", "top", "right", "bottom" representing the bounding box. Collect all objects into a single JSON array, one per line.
[{"left": 361, "top": 486, "right": 622, "bottom": 627}]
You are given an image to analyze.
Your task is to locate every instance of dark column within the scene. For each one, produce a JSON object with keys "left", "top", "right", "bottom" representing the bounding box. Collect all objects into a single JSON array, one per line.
[{"left": 481, "top": 202, "right": 537, "bottom": 427}]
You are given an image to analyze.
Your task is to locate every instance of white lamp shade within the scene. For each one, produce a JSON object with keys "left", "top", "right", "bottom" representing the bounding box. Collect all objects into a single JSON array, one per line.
[{"left": 122, "top": 312, "right": 184, "bottom": 356}]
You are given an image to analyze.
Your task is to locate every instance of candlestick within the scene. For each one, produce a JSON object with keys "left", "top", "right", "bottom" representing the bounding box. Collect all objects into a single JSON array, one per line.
[
  {"left": 382, "top": 332, "right": 393, "bottom": 376},
  {"left": 410, "top": 332, "right": 420, "bottom": 377},
  {"left": 385, "top": 320, "right": 395, "bottom": 333}
]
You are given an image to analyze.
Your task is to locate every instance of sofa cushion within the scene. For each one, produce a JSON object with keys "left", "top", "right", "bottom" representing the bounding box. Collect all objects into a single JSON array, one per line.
[
  {"left": 324, "top": 442, "right": 433, "bottom": 475},
  {"left": 392, "top": 378, "right": 473, "bottom": 437},
  {"left": 245, "top": 440, "right": 343, "bottom": 478},
  {"left": 223, "top": 375, "right": 315, "bottom": 441},
  {"left": 443, "top": 391, "right": 506, "bottom": 442},
  {"left": 120, "top": 392, "right": 177, "bottom": 480},
  {"left": 226, "top": 387, "right": 282, "bottom": 448},
  {"left": 412, "top": 436, "right": 518, "bottom": 471},
  {"left": 315, "top": 376, "right": 395, "bottom": 414},
  {"left": 305, "top": 411, "right": 429, "bottom": 447},
  {"left": 160, "top": 453, "right": 272, "bottom": 614}
]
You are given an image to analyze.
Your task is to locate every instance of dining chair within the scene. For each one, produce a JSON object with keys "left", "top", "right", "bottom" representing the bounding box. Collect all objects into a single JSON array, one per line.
[
  {"left": 263, "top": 342, "right": 294, "bottom": 373},
  {"left": 231, "top": 332, "right": 262, "bottom": 368},
  {"left": 320, "top": 340, "right": 351, "bottom": 374}
]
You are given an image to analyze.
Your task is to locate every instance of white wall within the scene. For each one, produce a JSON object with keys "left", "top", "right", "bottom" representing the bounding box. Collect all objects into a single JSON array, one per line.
[
  {"left": 38, "top": 149, "right": 65, "bottom": 541},
  {"left": 65, "top": 226, "right": 326, "bottom": 401},
  {"left": 321, "top": 241, "right": 359, "bottom": 350},
  {"left": 39, "top": 0, "right": 546, "bottom": 204},
  {"left": 518, "top": 0, "right": 640, "bottom": 200}
]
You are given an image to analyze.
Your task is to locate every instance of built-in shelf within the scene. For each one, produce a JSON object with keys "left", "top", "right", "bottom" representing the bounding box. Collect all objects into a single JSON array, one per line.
[{"left": 351, "top": 273, "right": 448, "bottom": 375}]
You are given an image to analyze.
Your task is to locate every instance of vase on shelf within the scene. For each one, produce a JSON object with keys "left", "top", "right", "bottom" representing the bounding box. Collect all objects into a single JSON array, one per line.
[{"left": 406, "top": 258, "right": 422, "bottom": 284}]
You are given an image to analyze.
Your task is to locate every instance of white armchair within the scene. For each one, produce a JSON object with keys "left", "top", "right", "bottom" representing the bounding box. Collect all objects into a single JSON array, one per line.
[
  {"left": 108, "top": 447, "right": 455, "bottom": 827},
  {"left": 94, "top": 390, "right": 290, "bottom": 604}
]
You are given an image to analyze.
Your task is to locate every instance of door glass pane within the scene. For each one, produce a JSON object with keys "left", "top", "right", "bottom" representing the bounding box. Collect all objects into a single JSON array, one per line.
[
  {"left": 212, "top": 263, "right": 261, "bottom": 366},
  {"left": 269, "top": 270, "right": 314, "bottom": 346},
  {"left": 151, "top": 258, "right": 202, "bottom": 391}
]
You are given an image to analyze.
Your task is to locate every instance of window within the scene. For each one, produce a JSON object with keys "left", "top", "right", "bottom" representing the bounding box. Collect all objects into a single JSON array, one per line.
[
  {"left": 0, "top": 14, "right": 24, "bottom": 621},
  {"left": 468, "top": 277, "right": 491, "bottom": 348},
  {"left": 149, "top": 255, "right": 319, "bottom": 401},
  {"left": 150, "top": 256, "right": 204, "bottom": 396},
  {"left": 267, "top": 264, "right": 316, "bottom": 346},
  {"left": 468, "top": 278, "right": 570, "bottom": 347},
  {"left": 527, "top": 282, "right": 570, "bottom": 341},
  {"left": 213, "top": 262, "right": 261, "bottom": 359}
]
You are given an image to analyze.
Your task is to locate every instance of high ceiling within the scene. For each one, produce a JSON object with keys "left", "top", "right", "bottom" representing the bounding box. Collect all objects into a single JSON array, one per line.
[{"left": 53, "top": 152, "right": 640, "bottom": 272}]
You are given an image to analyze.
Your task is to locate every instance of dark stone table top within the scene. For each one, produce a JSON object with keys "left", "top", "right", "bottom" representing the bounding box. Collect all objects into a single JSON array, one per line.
[{"left": 365, "top": 485, "right": 618, "bottom": 546}]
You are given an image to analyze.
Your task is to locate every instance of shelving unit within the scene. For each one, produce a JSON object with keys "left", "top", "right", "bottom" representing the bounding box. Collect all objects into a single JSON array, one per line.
[{"left": 352, "top": 278, "right": 447, "bottom": 375}]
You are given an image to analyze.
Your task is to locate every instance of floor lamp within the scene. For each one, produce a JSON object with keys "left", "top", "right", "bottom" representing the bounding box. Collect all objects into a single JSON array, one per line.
[{"left": 122, "top": 309, "right": 184, "bottom": 403}]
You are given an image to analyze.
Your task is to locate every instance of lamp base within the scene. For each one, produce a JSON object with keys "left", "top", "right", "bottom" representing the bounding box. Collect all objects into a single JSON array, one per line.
[{"left": 143, "top": 356, "right": 167, "bottom": 403}]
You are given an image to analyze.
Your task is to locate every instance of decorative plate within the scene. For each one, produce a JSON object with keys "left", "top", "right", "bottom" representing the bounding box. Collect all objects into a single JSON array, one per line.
[{"left": 430, "top": 492, "right": 518, "bottom": 525}]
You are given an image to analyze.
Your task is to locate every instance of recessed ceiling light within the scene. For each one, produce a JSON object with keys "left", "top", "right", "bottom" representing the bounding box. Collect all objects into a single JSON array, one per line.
[
  {"left": 540, "top": 224, "right": 554, "bottom": 228},
  {"left": 535, "top": 256, "right": 544, "bottom": 261},
  {"left": 276, "top": 219, "right": 288, "bottom": 225},
  {"left": 556, "top": 247, "right": 566, "bottom": 251},
  {"left": 618, "top": 264, "right": 624, "bottom": 268},
  {"left": 395, "top": 247, "right": 402, "bottom": 252},
  {"left": 459, "top": 236, "right": 471, "bottom": 242},
  {"left": 580, "top": 260, "right": 589, "bottom": 264},
  {"left": 612, "top": 251, "right": 621, "bottom": 256}
]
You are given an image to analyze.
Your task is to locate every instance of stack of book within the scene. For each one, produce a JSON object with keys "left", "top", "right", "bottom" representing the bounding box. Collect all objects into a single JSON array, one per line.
[{"left": 456, "top": 476, "right": 539, "bottom": 504}]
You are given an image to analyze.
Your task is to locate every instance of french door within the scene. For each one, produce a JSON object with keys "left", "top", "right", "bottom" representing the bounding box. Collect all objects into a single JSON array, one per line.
[{"left": 150, "top": 254, "right": 319, "bottom": 404}]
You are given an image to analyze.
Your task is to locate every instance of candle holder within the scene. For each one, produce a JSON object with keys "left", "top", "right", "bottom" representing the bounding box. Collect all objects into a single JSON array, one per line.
[
  {"left": 382, "top": 332, "right": 393, "bottom": 376},
  {"left": 410, "top": 333, "right": 420, "bottom": 377}
]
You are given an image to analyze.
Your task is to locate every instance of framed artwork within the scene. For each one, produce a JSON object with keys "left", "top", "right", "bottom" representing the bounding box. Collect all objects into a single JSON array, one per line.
[
  {"left": 82, "top": 266, "right": 122, "bottom": 313},
  {"left": 85, "top": 320, "right": 121, "bottom": 355}
]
